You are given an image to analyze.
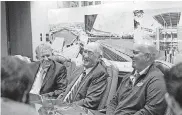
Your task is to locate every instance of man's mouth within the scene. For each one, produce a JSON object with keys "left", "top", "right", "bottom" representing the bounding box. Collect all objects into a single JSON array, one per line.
[
  {"left": 83, "top": 58, "right": 89, "bottom": 62},
  {"left": 132, "top": 60, "right": 136, "bottom": 64}
]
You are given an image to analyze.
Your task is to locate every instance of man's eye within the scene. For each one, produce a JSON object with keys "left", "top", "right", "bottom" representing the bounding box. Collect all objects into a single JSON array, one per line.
[
  {"left": 83, "top": 50, "right": 87, "bottom": 53},
  {"left": 88, "top": 51, "right": 94, "bottom": 55},
  {"left": 133, "top": 51, "right": 139, "bottom": 55}
]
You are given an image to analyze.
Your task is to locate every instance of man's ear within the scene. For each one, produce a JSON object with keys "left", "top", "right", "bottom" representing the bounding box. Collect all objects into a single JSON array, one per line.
[{"left": 144, "top": 53, "right": 151, "bottom": 62}]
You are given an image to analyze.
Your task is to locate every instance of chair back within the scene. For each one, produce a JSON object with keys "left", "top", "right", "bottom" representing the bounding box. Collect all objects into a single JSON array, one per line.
[
  {"left": 98, "top": 58, "right": 119, "bottom": 110},
  {"left": 154, "top": 60, "right": 173, "bottom": 76},
  {"left": 154, "top": 60, "right": 173, "bottom": 115}
]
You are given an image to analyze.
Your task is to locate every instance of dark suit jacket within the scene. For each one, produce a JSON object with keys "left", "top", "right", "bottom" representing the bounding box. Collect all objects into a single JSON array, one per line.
[
  {"left": 107, "top": 63, "right": 167, "bottom": 115},
  {"left": 29, "top": 60, "right": 68, "bottom": 98},
  {"left": 60, "top": 62, "right": 108, "bottom": 110}
]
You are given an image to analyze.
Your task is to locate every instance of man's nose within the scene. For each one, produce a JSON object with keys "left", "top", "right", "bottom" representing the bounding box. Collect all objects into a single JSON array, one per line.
[
  {"left": 83, "top": 52, "right": 89, "bottom": 57},
  {"left": 131, "top": 54, "right": 134, "bottom": 59}
]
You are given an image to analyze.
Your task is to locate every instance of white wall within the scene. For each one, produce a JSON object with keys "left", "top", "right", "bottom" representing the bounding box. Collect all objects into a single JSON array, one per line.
[
  {"left": 1, "top": 1, "right": 8, "bottom": 57},
  {"left": 30, "top": 1, "right": 58, "bottom": 60}
]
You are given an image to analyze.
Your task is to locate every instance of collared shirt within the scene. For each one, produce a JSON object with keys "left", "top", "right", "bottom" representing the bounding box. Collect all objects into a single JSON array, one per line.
[
  {"left": 130, "top": 65, "right": 150, "bottom": 85},
  {"left": 139, "top": 65, "right": 150, "bottom": 75},
  {"left": 30, "top": 66, "right": 49, "bottom": 94},
  {"left": 85, "top": 67, "right": 93, "bottom": 75}
]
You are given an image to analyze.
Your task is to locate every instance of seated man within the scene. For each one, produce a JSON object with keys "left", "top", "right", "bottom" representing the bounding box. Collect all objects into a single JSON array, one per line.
[
  {"left": 58, "top": 42, "right": 108, "bottom": 110},
  {"left": 29, "top": 43, "right": 67, "bottom": 98},
  {"left": 164, "top": 62, "right": 182, "bottom": 115},
  {"left": 1, "top": 56, "right": 38, "bottom": 115},
  {"left": 107, "top": 40, "right": 167, "bottom": 115}
]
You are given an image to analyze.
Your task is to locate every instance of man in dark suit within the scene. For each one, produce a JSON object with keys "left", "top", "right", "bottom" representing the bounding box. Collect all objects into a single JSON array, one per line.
[
  {"left": 107, "top": 40, "right": 167, "bottom": 115},
  {"left": 29, "top": 43, "right": 67, "bottom": 99},
  {"left": 58, "top": 42, "right": 108, "bottom": 110}
]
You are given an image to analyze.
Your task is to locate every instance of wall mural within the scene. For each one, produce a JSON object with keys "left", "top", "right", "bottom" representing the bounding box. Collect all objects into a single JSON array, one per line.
[{"left": 47, "top": 5, "right": 182, "bottom": 64}]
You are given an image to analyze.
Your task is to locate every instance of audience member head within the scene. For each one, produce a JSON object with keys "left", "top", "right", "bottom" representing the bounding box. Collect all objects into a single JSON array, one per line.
[
  {"left": 14, "top": 55, "right": 31, "bottom": 63},
  {"left": 165, "top": 62, "right": 182, "bottom": 115},
  {"left": 132, "top": 40, "right": 158, "bottom": 72},
  {"left": 1, "top": 56, "right": 34, "bottom": 103},
  {"left": 82, "top": 42, "right": 103, "bottom": 69},
  {"left": 35, "top": 43, "right": 52, "bottom": 60},
  {"left": 35, "top": 43, "right": 53, "bottom": 67}
]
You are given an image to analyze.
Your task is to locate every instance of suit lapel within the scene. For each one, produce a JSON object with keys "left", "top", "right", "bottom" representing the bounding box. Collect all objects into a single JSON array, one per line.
[
  {"left": 41, "top": 61, "right": 55, "bottom": 88},
  {"left": 64, "top": 66, "right": 84, "bottom": 96},
  {"left": 134, "top": 63, "right": 154, "bottom": 86},
  {"left": 73, "top": 63, "right": 99, "bottom": 100}
]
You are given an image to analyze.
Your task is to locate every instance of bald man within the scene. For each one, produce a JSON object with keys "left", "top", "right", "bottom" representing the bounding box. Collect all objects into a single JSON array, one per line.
[
  {"left": 58, "top": 42, "right": 108, "bottom": 110},
  {"left": 107, "top": 40, "right": 167, "bottom": 115}
]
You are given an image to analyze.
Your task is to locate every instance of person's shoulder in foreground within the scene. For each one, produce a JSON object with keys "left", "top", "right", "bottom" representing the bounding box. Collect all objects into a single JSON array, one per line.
[
  {"left": 1, "top": 56, "right": 38, "bottom": 115},
  {"left": 164, "top": 62, "right": 182, "bottom": 115},
  {"left": 1, "top": 97, "right": 38, "bottom": 115}
]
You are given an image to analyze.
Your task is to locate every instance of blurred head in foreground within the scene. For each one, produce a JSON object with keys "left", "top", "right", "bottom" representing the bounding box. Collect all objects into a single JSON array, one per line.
[
  {"left": 14, "top": 55, "right": 31, "bottom": 63},
  {"left": 165, "top": 62, "right": 182, "bottom": 115},
  {"left": 1, "top": 56, "right": 34, "bottom": 103}
]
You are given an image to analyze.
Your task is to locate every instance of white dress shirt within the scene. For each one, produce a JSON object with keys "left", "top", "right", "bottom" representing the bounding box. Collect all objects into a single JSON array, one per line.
[
  {"left": 130, "top": 65, "right": 150, "bottom": 85},
  {"left": 30, "top": 67, "right": 48, "bottom": 94}
]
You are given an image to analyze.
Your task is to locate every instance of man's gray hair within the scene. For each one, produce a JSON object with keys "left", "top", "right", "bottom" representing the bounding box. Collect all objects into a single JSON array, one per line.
[
  {"left": 94, "top": 42, "right": 103, "bottom": 57},
  {"left": 35, "top": 43, "right": 52, "bottom": 54},
  {"left": 134, "top": 40, "right": 159, "bottom": 59},
  {"left": 85, "top": 42, "right": 103, "bottom": 57}
]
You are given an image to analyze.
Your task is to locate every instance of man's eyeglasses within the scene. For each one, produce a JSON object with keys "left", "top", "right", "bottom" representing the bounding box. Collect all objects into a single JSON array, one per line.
[{"left": 83, "top": 50, "right": 94, "bottom": 56}]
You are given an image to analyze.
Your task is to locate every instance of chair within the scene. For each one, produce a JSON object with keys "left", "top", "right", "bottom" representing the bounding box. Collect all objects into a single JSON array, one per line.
[
  {"left": 97, "top": 58, "right": 119, "bottom": 111},
  {"left": 154, "top": 60, "right": 173, "bottom": 77},
  {"left": 63, "top": 60, "right": 77, "bottom": 84}
]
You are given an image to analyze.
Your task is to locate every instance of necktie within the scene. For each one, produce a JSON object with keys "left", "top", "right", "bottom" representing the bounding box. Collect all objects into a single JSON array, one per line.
[{"left": 64, "top": 70, "right": 86, "bottom": 103}]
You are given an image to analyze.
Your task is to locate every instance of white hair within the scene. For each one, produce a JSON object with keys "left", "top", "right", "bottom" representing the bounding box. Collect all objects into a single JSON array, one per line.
[
  {"left": 84, "top": 42, "right": 103, "bottom": 57},
  {"left": 134, "top": 40, "right": 159, "bottom": 59}
]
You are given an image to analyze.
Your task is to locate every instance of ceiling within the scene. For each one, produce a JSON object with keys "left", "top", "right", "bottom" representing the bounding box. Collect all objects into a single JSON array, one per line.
[{"left": 154, "top": 12, "right": 181, "bottom": 27}]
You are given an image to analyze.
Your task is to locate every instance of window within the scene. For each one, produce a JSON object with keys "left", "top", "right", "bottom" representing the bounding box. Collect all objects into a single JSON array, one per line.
[
  {"left": 88, "top": 1, "right": 93, "bottom": 5},
  {"left": 95, "top": 1, "right": 101, "bottom": 5}
]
